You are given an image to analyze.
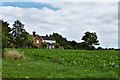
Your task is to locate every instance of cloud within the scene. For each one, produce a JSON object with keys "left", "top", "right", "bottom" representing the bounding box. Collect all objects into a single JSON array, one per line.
[
  {"left": 1, "top": 2, "right": 60, "bottom": 10},
  {"left": 0, "top": 2, "right": 118, "bottom": 48}
]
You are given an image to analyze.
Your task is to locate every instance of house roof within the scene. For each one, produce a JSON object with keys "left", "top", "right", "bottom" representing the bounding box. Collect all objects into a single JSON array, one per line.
[
  {"left": 34, "top": 34, "right": 55, "bottom": 41},
  {"left": 40, "top": 36, "right": 55, "bottom": 40}
]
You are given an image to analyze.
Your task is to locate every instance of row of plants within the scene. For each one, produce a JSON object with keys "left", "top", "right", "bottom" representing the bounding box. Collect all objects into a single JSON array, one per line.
[
  {"left": 17, "top": 49, "right": 118, "bottom": 72},
  {"left": 2, "top": 49, "right": 118, "bottom": 78}
]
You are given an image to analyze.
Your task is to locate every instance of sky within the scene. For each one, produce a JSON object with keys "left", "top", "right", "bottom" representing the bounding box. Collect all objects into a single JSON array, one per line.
[{"left": 0, "top": 1, "right": 118, "bottom": 48}]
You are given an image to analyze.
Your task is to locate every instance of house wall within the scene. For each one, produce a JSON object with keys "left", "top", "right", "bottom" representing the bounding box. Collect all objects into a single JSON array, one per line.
[
  {"left": 33, "top": 36, "right": 43, "bottom": 47},
  {"left": 33, "top": 36, "right": 56, "bottom": 49},
  {"left": 43, "top": 40, "right": 56, "bottom": 44}
]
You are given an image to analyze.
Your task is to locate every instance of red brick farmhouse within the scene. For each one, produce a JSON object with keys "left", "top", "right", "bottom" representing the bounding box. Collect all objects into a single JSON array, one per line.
[{"left": 33, "top": 31, "right": 56, "bottom": 49}]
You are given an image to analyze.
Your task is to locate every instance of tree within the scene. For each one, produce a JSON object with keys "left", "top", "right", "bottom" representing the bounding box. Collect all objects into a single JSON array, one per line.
[
  {"left": 97, "top": 47, "right": 103, "bottom": 50},
  {"left": 54, "top": 43, "right": 60, "bottom": 48},
  {"left": 70, "top": 40, "right": 77, "bottom": 48},
  {"left": 42, "top": 42, "right": 48, "bottom": 48},
  {"left": 64, "top": 45, "right": 73, "bottom": 49},
  {"left": 74, "top": 43, "right": 81, "bottom": 49},
  {"left": 81, "top": 31, "right": 100, "bottom": 49},
  {"left": 11, "top": 20, "right": 28, "bottom": 48},
  {"left": 51, "top": 33, "right": 68, "bottom": 48},
  {"left": 25, "top": 34, "right": 34, "bottom": 48},
  {"left": 1, "top": 20, "right": 11, "bottom": 48},
  {"left": 74, "top": 42, "right": 89, "bottom": 50}
]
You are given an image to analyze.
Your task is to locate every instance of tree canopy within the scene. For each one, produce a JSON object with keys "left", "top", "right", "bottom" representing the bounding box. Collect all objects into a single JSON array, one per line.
[
  {"left": 1, "top": 20, "right": 11, "bottom": 48},
  {"left": 11, "top": 20, "right": 26, "bottom": 47},
  {"left": 1, "top": 19, "right": 102, "bottom": 50},
  {"left": 81, "top": 31, "right": 100, "bottom": 49}
]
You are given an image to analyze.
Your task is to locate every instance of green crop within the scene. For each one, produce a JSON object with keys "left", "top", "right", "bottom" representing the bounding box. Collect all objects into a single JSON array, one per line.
[{"left": 2, "top": 49, "right": 119, "bottom": 78}]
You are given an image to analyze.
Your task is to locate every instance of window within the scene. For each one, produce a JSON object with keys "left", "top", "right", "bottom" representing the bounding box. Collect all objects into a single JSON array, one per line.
[{"left": 36, "top": 40, "right": 39, "bottom": 44}]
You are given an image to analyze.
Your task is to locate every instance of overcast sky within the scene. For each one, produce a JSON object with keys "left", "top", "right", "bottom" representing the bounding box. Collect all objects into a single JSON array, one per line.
[{"left": 0, "top": 1, "right": 118, "bottom": 48}]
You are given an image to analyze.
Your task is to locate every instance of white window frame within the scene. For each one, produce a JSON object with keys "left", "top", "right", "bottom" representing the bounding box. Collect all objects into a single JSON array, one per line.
[{"left": 36, "top": 40, "right": 39, "bottom": 44}]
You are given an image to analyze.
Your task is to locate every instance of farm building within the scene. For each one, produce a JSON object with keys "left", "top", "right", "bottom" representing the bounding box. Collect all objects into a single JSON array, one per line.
[{"left": 33, "top": 31, "right": 56, "bottom": 49}]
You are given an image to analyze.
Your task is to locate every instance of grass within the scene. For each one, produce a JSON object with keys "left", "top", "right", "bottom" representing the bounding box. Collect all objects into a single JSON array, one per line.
[
  {"left": 3, "top": 49, "right": 25, "bottom": 60},
  {"left": 2, "top": 48, "right": 119, "bottom": 78}
]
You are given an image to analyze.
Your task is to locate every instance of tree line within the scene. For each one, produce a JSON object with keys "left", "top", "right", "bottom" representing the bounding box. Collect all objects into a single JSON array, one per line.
[
  {"left": 1, "top": 19, "right": 102, "bottom": 50},
  {"left": 49, "top": 32, "right": 100, "bottom": 50},
  {"left": 1, "top": 20, "right": 33, "bottom": 48}
]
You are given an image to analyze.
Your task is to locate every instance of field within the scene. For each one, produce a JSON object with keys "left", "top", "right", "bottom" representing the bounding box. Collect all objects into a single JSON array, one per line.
[{"left": 2, "top": 48, "right": 119, "bottom": 78}]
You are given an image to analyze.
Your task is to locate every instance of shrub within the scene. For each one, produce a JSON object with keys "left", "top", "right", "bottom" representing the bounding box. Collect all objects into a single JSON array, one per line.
[
  {"left": 3, "top": 49, "right": 25, "bottom": 60},
  {"left": 64, "top": 45, "right": 73, "bottom": 49},
  {"left": 97, "top": 47, "right": 103, "bottom": 50},
  {"left": 42, "top": 42, "right": 48, "bottom": 48},
  {"left": 54, "top": 43, "right": 60, "bottom": 48}
]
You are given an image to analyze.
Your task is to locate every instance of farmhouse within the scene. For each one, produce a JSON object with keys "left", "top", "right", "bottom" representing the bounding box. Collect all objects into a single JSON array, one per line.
[{"left": 33, "top": 31, "right": 56, "bottom": 49}]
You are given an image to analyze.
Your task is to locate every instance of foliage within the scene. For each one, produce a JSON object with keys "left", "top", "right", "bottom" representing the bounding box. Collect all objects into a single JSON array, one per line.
[
  {"left": 64, "top": 45, "right": 73, "bottom": 49},
  {"left": 54, "top": 43, "right": 60, "bottom": 48},
  {"left": 50, "top": 32, "right": 100, "bottom": 50},
  {"left": 1, "top": 20, "right": 11, "bottom": 48},
  {"left": 2, "top": 49, "right": 118, "bottom": 78},
  {"left": 1, "top": 20, "right": 103, "bottom": 50},
  {"left": 74, "top": 42, "right": 89, "bottom": 50},
  {"left": 70, "top": 40, "right": 77, "bottom": 48},
  {"left": 97, "top": 47, "right": 103, "bottom": 50},
  {"left": 3, "top": 49, "right": 25, "bottom": 60},
  {"left": 41, "top": 42, "right": 48, "bottom": 48},
  {"left": 81, "top": 31, "right": 100, "bottom": 49},
  {"left": 51, "top": 33, "right": 68, "bottom": 48},
  {"left": 24, "top": 34, "right": 34, "bottom": 48},
  {"left": 1, "top": 20, "right": 39, "bottom": 48},
  {"left": 11, "top": 20, "right": 28, "bottom": 48}
]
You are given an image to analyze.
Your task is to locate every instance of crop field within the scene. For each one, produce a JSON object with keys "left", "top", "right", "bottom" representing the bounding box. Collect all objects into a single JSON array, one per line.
[{"left": 2, "top": 49, "right": 119, "bottom": 78}]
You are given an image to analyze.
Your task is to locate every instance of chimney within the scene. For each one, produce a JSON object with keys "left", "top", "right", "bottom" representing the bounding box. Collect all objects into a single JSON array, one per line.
[{"left": 33, "top": 31, "right": 36, "bottom": 37}]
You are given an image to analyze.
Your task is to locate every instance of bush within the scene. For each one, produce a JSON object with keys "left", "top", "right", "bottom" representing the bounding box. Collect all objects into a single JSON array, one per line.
[
  {"left": 97, "top": 47, "right": 103, "bottom": 50},
  {"left": 64, "top": 45, "right": 73, "bottom": 49},
  {"left": 3, "top": 49, "right": 25, "bottom": 60},
  {"left": 54, "top": 43, "right": 60, "bottom": 48},
  {"left": 42, "top": 42, "right": 48, "bottom": 48}
]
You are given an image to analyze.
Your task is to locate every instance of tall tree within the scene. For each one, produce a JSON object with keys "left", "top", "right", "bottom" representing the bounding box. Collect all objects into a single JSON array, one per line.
[
  {"left": 1, "top": 20, "right": 11, "bottom": 48},
  {"left": 25, "top": 34, "right": 34, "bottom": 48},
  {"left": 81, "top": 31, "right": 100, "bottom": 49},
  {"left": 70, "top": 40, "right": 77, "bottom": 48},
  {"left": 51, "top": 33, "right": 70, "bottom": 48},
  {"left": 11, "top": 20, "right": 27, "bottom": 47}
]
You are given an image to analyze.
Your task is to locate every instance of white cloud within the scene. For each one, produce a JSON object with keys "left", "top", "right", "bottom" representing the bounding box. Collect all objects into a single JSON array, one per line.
[{"left": 0, "top": 2, "right": 118, "bottom": 48}]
